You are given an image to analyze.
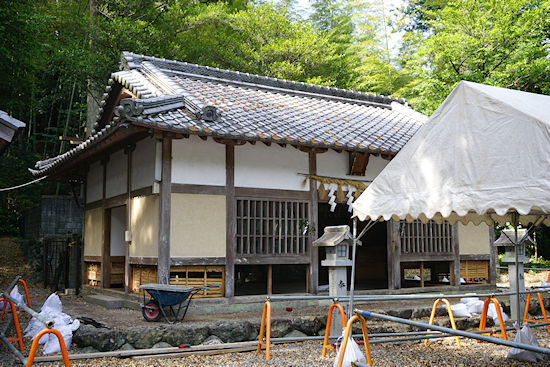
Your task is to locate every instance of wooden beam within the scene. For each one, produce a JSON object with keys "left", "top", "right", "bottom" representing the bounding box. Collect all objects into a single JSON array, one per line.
[
  {"left": 101, "top": 159, "right": 108, "bottom": 289},
  {"left": 124, "top": 144, "right": 134, "bottom": 294},
  {"left": 157, "top": 136, "right": 172, "bottom": 284},
  {"left": 33, "top": 341, "right": 263, "bottom": 362},
  {"left": 234, "top": 187, "right": 309, "bottom": 200},
  {"left": 387, "top": 220, "right": 401, "bottom": 290},
  {"left": 267, "top": 264, "right": 273, "bottom": 295},
  {"left": 225, "top": 144, "right": 235, "bottom": 298},
  {"left": 420, "top": 261, "right": 425, "bottom": 287},
  {"left": 308, "top": 151, "right": 318, "bottom": 294},
  {"left": 234, "top": 255, "right": 311, "bottom": 265},
  {"left": 452, "top": 224, "right": 461, "bottom": 287},
  {"left": 349, "top": 152, "right": 370, "bottom": 176},
  {"left": 298, "top": 146, "right": 328, "bottom": 154},
  {"left": 171, "top": 184, "right": 226, "bottom": 195}
]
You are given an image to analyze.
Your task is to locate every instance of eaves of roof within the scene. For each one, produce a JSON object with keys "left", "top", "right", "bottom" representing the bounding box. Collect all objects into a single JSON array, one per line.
[{"left": 31, "top": 52, "right": 427, "bottom": 180}]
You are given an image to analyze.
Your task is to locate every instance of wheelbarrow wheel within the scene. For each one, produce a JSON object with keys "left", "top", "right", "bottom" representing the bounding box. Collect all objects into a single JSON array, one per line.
[{"left": 142, "top": 300, "right": 162, "bottom": 322}]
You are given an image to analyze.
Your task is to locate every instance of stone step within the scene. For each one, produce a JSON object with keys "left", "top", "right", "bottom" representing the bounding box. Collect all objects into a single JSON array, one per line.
[{"left": 84, "top": 294, "right": 125, "bottom": 309}]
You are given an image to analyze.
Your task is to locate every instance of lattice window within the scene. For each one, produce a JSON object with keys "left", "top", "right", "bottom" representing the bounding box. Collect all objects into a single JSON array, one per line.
[
  {"left": 236, "top": 199, "right": 310, "bottom": 255},
  {"left": 400, "top": 220, "right": 453, "bottom": 254}
]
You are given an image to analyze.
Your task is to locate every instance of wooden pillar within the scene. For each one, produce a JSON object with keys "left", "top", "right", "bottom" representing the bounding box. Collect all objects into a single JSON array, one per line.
[
  {"left": 157, "top": 136, "right": 172, "bottom": 284},
  {"left": 225, "top": 144, "right": 235, "bottom": 298},
  {"left": 124, "top": 144, "right": 134, "bottom": 294},
  {"left": 387, "top": 219, "right": 401, "bottom": 289},
  {"left": 267, "top": 264, "right": 273, "bottom": 295},
  {"left": 100, "top": 157, "right": 109, "bottom": 289},
  {"left": 420, "top": 261, "right": 425, "bottom": 287},
  {"left": 452, "top": 224, "right": 461, "bottom": 287},
  {"left": 308, "top": 151, "right": 319, "bottom": 294}
]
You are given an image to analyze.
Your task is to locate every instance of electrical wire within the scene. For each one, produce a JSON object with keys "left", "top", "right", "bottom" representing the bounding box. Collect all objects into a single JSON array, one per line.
[{"left": 0, "top": 175, "right": 48, "bottom": 192}]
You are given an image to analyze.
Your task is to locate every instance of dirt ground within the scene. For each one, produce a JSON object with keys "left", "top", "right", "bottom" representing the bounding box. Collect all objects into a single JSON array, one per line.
[{"left": 2, "top": 236, "right": 550, "bottom": 331}]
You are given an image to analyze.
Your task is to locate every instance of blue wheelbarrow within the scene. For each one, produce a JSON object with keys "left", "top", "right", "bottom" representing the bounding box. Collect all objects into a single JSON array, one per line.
[{"left": 140, "top": 283, "right": 211, "bottom": 324}]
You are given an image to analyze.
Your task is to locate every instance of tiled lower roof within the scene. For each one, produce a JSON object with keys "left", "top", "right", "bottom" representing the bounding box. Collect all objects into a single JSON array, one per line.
[{"left": 31, "top": 52, "right": 426, "bottom": 177}]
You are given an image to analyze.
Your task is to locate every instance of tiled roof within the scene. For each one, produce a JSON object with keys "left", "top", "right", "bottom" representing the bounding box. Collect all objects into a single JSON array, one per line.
[{"left": 31, "top": 52, "right": 426, "bottom": 177}]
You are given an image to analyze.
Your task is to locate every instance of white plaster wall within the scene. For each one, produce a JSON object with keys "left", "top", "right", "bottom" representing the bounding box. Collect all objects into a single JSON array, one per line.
[
  {"left": 317, "top": 150, "right": 389, "bottom": 182},
  {"left": 171, "top": 193, "right": 226, "bottom": 257},
  {"left": 131, "top": 138, "right": 156, "bottom": 191},
  {"left": 172, "top": 135, "right": 226, "bottom": 186},
  {"left": 458, "top": 222, "right": 491, "bottom": 255},
  {"left": 84, "top": 207, "right": 103, "bottom": 256},
  {"left": 86, "top": 161, "right": 103, "bottom": 204},
  {"left": 105, "top": 150, "right": 128, "bottom": 198},
  {"left": 130, "top": 195, "right": 159, "bottom": 257},
  {"left": 110, "top": 206, "right": 126, "bottom": 256},
  {"left": 235, "top": 143, "right": 309, "bottom": 191}
]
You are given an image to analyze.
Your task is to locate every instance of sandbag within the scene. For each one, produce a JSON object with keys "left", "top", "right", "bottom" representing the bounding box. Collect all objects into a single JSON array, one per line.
[
  {"left": 487, "top": 303, "right": 509, "bottom": 326},
  {"left": 465, "top": 300, "right": 484, "bottom": 314},
  {"left": 24, "top": 293, "right": 80, "bottom": 354},
  {"left": 451, "top": 303, "right": 472, "bottom": 318},
  {"left": 506, "top": 324, "right": 543, "bottom": 362},
  {"left": 9, "top": 285, "right": 25, "bottom": 312},
  {"left": 333, "top": 336, "right": 367, "bottom": 367}
]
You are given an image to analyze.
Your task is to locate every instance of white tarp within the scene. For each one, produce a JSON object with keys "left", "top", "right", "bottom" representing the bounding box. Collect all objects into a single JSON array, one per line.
[{"left": 353, "top": 81, "right": 550, "bottom": 226}]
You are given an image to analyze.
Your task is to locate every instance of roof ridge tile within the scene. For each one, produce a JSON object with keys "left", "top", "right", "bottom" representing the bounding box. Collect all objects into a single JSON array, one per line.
[{"left": 121, "top": 52, "right": 407, "bottom": 107}]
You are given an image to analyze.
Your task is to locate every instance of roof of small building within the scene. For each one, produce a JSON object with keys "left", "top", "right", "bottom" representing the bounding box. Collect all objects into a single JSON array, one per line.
[
  {"left": 0, "top": 110, "right": 26, "bottom": 155},
  {"left": 30, "top": 52, "right": 426, "bottom": 179}
]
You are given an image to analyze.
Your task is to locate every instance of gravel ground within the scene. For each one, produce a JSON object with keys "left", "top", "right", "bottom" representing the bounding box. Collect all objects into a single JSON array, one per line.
[
  {"left": 9, "top": 330, "right": 550, "bottom": 367},
  {"left": 3, "top": 237, "right": 550, "bottom": 366},
  {"left": 3, "top": 312, "right": 550, "bottom": 367}
]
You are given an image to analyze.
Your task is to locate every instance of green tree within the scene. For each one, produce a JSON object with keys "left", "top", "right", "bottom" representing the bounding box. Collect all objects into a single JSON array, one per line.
[{"left": 398, "top": 0, "right": 550, "bottom": 114}]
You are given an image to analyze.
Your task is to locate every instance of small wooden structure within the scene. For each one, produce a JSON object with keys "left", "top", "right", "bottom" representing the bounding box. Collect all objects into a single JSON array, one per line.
[{"left": 0, "top": 110, "right": 25, "bottom": 156}]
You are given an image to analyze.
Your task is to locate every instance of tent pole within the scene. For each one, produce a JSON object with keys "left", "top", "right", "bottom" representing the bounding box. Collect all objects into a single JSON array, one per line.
[
  {"left": 348, "top": 217, "right": 358, "bottom": 320},
  {"left": 514, "top": 224, "right": 521, "bottom": 324}
]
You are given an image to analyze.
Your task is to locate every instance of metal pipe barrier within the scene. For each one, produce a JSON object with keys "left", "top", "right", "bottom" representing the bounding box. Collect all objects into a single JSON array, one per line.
[
  {"left": 424, "top": 298, "right": 460, "bottom": 348},
  {"left": 0, "top": 276, "right": 68, "bottom": 366},
  {"left": 0, "top": 298, "right": 24, "bottom": 351},
  {"left": 0, "top": 291, "right": 53, "bottom": 328},
  {"left": 356, "top": 309, "right": 550, "bottom": 356},
  {"left": 322, "top": 300, "right": 346, "bottom": 357},
  {"left": 478, "top": 297, "right": 507, "bottom": 340},
  {"left": 336, "top": 314, "right": 372, "bottom": 367},
  {"left": 259, "top": 321, "right": 550, "bottom": 346},
  {"left": 523, "top": 291, "right": 550, "bottom": 332},
  {"left": 0, "top": 276, "right": 33, "bottom": 321},
  {"left": 257, "top": 299, "right": 271, "bottom": 360},
  {"left": 25, "top": 328, "right": 70, "bottom": 367}
]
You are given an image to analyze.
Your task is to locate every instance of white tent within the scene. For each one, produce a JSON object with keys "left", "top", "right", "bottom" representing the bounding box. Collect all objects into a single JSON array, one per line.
[
  {"left": 352, "top": 80, "right": 550, "bottom": 323},
  {"left": 353, "top": 80, "right": 550, "bottom": 227}
]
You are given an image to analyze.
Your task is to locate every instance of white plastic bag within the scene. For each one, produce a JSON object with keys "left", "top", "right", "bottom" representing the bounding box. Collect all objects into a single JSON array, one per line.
[
  {"left": 333, "top": 336, "right": 367, "bottom": 367},
  {"left": 23, "top": 293, "right": 80, "bottom": 354},
  {"left": 9, "top": 285, "right": 25, "bottom": 312},
  {"left": 451, "top": 303, "right": 472, "bottom": 318},
  {"left": 506, "top": 324, "right": 543, "bottom": 362},
  {"left": 42, "top": 318, "right": 80, "bottom": 354},
  {"left": 459, "top": 295, "right": 480, "bottom": 304},
  {"left": 487, "top": 303, "right": 509, "bottom": 326},
  {"left": 465, "top": 300, "right": 484, "bottom": 314}
]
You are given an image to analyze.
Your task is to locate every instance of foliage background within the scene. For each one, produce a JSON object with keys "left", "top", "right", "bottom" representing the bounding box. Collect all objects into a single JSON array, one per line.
[{"left": 1, "top": 0, "right": 550, "bottom": 253}]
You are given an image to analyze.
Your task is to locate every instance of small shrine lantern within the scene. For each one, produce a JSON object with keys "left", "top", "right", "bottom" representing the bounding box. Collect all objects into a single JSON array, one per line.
[
  {"left": 494, "top": 229, "right": 535, "bottom": 321},
  {"left": 313, "top": 225, "right": 361, "bottom": 296}
]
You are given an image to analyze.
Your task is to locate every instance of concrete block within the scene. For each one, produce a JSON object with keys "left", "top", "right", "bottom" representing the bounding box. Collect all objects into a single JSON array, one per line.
[{"left": 85, "top": 294, "right": 124, "bottom": 309}]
